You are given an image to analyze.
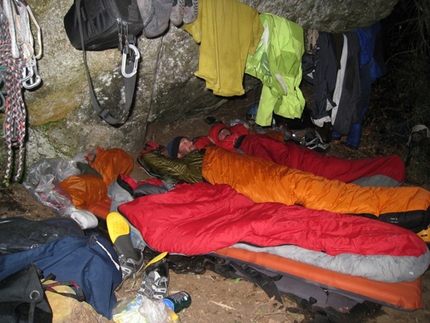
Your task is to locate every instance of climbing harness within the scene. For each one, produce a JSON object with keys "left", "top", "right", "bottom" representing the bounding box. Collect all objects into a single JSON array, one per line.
[{"left": 0, "top": 0, "right": 42, "bottom": 183}]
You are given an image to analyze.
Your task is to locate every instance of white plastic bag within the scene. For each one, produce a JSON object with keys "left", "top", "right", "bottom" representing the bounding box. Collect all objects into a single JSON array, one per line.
[
  {"left": 112, "top": 296, "right": 147, "bottom": 323},
  {"left": 113, "top": 295, "right": 176, "bottom": 323},
  {"left": 22, "top": 158, "right": 80, "bottom": 215}
]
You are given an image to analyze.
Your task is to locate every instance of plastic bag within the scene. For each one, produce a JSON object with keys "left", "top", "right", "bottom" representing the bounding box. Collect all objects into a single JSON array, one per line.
[
  {"left": 23, "top": 174, "right": 73, "bottom": 215},
  {"left": 113, "top": 295, "right": 178, "bottom": 323},
  {"left": 112, "top": 296, "right": 147, "bottom": 323},
  {"left": 23, "top": 158, "right": 81, "bottom": 216},
  {"left": 25, "top": 158, "right": 80, "bottom": 185}
]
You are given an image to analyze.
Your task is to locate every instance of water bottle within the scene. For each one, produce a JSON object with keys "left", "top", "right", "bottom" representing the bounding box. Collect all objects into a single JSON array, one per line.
[{"left": 163, "top": 291, "right": 192, "bottom": 313}]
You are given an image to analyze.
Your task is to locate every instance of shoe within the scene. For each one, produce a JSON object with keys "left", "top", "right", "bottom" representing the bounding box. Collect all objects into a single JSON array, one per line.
[
  {"left": 138, "top": 252, "right": 169, "bottom": 300},
  {"left": 106, "top": 212, "right": 145, "bottom": 280},
  {"left": 69, "top": 208, "right": 98, "bottom": 229},
  {"left": 119, "top": 253, "right": 145, "bottom": 280},
  {"left": 183, "top": 0, "right": 198, "bottom": 24},
  {"left": 170, "top": 0, "right": 185, "bottom": 26},
  {"left": 304, "top": 129, "right": 330, "bottom": 152}
]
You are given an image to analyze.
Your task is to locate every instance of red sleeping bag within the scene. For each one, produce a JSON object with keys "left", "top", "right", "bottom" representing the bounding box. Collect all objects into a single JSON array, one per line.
[
  {"left": 208, "top": 123, "right": 405, "bottom": 184},
  {"left": 118, "top": 182, "right": 427, "bottom": 257},
  {"left": 239, "top": 134, "right": 406, "bottom": 183}
]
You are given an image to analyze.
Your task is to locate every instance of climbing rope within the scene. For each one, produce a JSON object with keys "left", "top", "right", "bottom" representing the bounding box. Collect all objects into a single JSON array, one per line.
[
  {"left": 0, "top": 9, "right": 27, "bottom": 183},
  {"left": 0, "top": 66, "right": 6, "bottom": 112}
]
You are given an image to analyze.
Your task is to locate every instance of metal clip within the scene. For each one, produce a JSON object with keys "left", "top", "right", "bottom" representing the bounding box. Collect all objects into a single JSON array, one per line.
[
  {"left": 121, "top": 44, "right": 140, "bottom": 78},
  {"left": 22, "top": 57, "right": 41, "bottom": 90},
  {"left": 22, "top": 64, "right": 34, "bottom": 83}
]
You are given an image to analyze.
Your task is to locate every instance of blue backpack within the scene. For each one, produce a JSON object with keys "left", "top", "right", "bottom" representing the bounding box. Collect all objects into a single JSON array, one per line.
[{"left": 0, "top": 217, "right": 122, "bottom": 319}]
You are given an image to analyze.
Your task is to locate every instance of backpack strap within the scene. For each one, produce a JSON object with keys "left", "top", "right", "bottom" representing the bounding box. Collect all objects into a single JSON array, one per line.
[
  {"left": 43, "top": 281, "right": 86, "bottom": 302},
  {"left": 75, "top": 0, "right": 139, "bottom": 126}
]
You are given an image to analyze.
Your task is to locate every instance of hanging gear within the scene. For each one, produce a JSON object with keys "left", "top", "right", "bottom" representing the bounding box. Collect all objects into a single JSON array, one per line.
[
  {"left": 0, "top": 8, "right": 26, "bottom": 183},
  {"left": 64, "top": 0, "right": 144, "bottom": 126},
  {"left": 0, "top": 0, "right": 42, "bottom": 183},
  {"left": 2, "top": 0, "right": 42, "bottom": 89}
]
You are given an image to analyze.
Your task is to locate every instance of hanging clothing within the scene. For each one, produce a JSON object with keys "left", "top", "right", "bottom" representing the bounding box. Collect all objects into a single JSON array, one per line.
[
  {"left": 182, "top": 0, "right": 263, "bottom": 96},
  {"left": 355, "top": 22, "right": 386, "bottom": 82},
  {"left": 308, "top": 32, "right": 338, "bottom": 126},
  {"left": 329, "top": 34, "right": 348, "bottom": 127},
  {"left": 331, "top": 32, "right": 362, "bottom": 134},
  {"left": 245, "top": 13, "right": 305, "bottom": 126},
  {"left": 342, "top": 22, "right": 387, "bottom": 148}
]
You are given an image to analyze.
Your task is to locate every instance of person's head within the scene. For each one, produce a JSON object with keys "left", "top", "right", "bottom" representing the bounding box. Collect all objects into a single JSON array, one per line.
[
  {"left": 218, "top": 128, "right": 232, "bottom": 141},
  {"left": 209, "top": 123, "right": 231, "bottom": 144},
  {"left": 167, "top": 136, "right": 197, "bottom": 159}
]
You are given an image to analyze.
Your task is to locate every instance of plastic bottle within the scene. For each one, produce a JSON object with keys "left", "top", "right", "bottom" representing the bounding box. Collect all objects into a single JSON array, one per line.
[{"left": 163, "top": 291, "right": 192, "bottom": 313}]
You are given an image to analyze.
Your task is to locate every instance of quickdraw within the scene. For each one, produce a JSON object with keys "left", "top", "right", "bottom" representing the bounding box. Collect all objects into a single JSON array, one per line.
[{"left": 10, "top": 0, "right": 43, "bottom": 88}]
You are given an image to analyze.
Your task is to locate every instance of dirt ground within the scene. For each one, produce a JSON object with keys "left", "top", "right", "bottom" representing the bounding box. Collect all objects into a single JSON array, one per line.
[{"left": 1, "top": 83, "right": 429, "bottom": 323}]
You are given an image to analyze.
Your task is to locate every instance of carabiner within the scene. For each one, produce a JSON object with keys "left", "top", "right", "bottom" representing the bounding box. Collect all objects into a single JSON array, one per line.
[
  {"left": 23, "top": 72, "right": 41, "bottom": 90},
  {"left": 22, "top": 63, "right": 34, "bottom": 83},
  {"left": 121, "top": 44, "right": 140, "bottom": 78},
  {"left": 23, "top": 58, "right": 41, "bottom": 90}
]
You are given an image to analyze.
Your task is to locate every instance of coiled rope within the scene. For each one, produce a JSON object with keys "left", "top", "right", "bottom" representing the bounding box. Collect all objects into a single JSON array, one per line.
[{"left": 0, "top": 11, "right": 27, "bottom": 183}]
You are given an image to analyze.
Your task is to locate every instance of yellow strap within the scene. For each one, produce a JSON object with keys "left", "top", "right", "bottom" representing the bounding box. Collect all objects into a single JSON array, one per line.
[{"left": 144, "top": 251, "right": 168, "bottom": 271}]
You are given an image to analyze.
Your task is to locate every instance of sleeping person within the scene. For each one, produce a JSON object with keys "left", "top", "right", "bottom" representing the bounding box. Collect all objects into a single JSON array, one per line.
[{"left": 137, "top": 140, "right": 430, "bottom": 240}]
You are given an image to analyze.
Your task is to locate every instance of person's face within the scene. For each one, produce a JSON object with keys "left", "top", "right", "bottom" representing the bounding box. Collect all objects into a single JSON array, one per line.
[
  {"left": 218, "top": 128, "right": 231, "bottom": 141},
  {"left": 177, "top": 138, "right": 197, "bottom": 158}
]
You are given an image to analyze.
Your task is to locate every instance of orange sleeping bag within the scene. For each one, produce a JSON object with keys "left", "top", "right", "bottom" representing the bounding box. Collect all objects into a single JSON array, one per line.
[{"left": 202, "top": 146, "right": 430, "bottom": 217}]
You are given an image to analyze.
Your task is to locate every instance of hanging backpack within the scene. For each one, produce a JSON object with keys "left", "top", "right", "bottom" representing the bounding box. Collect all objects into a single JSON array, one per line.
[{"left": 63, "top": 0, "right": 144, "bottom": 126}]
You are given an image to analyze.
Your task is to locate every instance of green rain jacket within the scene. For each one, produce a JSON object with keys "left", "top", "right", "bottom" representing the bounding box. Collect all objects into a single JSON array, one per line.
[{"left": 245, "top": 13, "right": 305, "bottom": 126}]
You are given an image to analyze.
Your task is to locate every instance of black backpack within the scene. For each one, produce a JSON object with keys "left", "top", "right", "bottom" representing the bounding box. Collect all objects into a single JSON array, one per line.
[
  {"left": 63, "top": 0, "right": 144, "bottom": 126},
  {"left": 0, "top": 217, "right": 122, "bottom": 319},
  {"left": 64, "top": 0, "right": 143, "bottom": 51}
]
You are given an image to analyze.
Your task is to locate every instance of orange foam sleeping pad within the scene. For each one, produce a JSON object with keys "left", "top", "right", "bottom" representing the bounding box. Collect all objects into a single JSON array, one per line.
[{"left": 214, "top": 247, "right": 423, "bottom": 311}]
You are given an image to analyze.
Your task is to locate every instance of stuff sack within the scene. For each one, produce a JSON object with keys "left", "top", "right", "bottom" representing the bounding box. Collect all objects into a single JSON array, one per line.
[
  {"left": 0, "top": 218, "right": 122, "bottom": 319},
  {"left": 59, "top": 174, "right": 108, "bottom": 209},
  {"left": 64, "top": 0, "right": 144, "bottom": 51},
  {"left": 88, "top": 148, "right": 134, "bottom": 186}
]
